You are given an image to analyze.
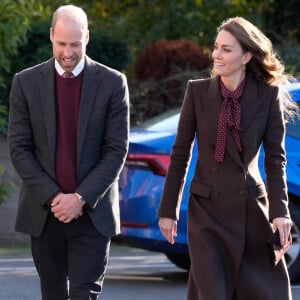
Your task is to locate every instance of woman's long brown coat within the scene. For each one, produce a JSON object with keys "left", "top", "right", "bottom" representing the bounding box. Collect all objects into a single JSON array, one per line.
[{"left": 157, "top": 75, "right": 292, "bottom": 300}]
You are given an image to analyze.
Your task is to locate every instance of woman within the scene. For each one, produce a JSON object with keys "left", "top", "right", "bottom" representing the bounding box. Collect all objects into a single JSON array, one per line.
[{"left": 157, "top": 17, "right": 298, "bottom": 300}]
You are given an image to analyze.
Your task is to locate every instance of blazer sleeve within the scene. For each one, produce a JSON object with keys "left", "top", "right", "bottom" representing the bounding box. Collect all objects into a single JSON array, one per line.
[
  {"left": 263, "top": 86, "right": 290, "bottom": 220},
  {"left": 8, "top": 73, "right": 60, "bottom": 205},
  {"left": 157, "top": 80, "right": 196, "bottom": 220}
]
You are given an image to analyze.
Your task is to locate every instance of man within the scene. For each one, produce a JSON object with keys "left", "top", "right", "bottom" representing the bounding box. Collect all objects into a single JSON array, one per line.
[{"left": 8, "top": 4, "right": 129, "bottom": 299}]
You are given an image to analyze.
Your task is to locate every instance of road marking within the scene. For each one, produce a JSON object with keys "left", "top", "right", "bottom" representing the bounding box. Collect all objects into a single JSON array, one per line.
[
  {"left": 0, "top": 256, "right": 299, "bottom": 288},
  {"left": 0, "top": 258, "right": 33, "bottom": 263},
  {"left": 105, "top": 274, "right": 166, "bottom": 281}
]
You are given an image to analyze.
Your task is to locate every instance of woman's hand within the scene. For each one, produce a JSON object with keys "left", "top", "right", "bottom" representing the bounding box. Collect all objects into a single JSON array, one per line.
[
  {"left": 158, "top": 218, "right": 177, "bottom": 244},
  {"left": 272, "top": 217, "right": 293, "bottom": 247}
]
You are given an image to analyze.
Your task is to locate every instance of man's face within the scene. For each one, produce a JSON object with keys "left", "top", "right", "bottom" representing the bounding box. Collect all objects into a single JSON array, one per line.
[{"left": 50, "top": 17, "right": 89, "bottom": 72}]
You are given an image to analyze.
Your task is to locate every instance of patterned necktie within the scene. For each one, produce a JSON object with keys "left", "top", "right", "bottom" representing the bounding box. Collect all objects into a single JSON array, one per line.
[
  {"left": 214, "top": 78, "right": 246, "bottom": 163},
  {"left": 63, "top": 71, "right": 74, "bottom": 78}
]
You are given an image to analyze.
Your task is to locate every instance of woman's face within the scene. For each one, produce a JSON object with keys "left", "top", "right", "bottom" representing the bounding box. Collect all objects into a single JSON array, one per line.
[{"left": 212, "top": 29, "right": 251, "bottom": 83}]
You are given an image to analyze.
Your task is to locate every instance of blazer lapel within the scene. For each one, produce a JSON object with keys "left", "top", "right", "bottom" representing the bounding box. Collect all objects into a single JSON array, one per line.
[
  {"left": 39, "top": 58, "right": 56, "bottom": 166},
  {"left": 227, "top": 75, "right": 259, "bottom": 167},
  {"left": 204, "top": 76, "right": 222, "bottom": 136},
  {"left": 77, "top": 57, "right": 101, "bottom": 164},
  {"left": 205, "top": 76, "right": 244, "bottom": 168},
  {"left": 240, "top": 75, "right": 259, "bottom": 137}
]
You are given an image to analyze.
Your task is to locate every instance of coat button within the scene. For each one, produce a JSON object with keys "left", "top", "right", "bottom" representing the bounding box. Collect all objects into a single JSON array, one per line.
[
  {"left": 213, "top": 166, "right": 219, "bottom": 172},
  {"left": 239, "top": 190, "right": 245, "bottom": 195}
]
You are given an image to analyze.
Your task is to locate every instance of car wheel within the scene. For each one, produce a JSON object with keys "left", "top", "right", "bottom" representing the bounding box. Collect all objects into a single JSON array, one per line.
[
  {"left": 286, "top": 201, "right": 300, "bottom": 282},
  {"left": 165, "top": 252, "right": 190, "bottom": 271}
]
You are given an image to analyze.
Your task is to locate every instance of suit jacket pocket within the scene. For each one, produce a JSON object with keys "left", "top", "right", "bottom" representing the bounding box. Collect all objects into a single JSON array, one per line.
[{"left": 189, "top": 180, "right": 212, "bottom": 198}]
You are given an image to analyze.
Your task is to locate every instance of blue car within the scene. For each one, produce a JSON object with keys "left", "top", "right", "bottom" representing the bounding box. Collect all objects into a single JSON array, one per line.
[{"left": 118, "top": 81, "right": 300, "bottom": 282}]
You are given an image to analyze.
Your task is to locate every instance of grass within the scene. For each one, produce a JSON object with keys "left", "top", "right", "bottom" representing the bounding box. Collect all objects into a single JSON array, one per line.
[{"left": 0, "top": 238, "right": 31, "bottom": 258}]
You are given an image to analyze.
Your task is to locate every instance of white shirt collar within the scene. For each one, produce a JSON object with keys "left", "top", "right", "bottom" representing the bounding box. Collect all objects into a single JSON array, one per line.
[{"left": 54, "top": 57, "right": 85, "bottom": 77}]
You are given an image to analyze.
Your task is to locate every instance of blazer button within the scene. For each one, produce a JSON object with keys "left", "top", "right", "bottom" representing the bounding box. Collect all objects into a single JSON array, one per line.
[
  {"left": 239, "top": 190, "right": 245, "bottom": 195},
  {"left": 213, "top": 166, "right": 219, "bottom": 172}
]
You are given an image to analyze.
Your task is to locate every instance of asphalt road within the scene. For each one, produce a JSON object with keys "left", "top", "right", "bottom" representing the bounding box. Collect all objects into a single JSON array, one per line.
[{"left": 0, "top": 243, "right": 299, "bottom": 300}]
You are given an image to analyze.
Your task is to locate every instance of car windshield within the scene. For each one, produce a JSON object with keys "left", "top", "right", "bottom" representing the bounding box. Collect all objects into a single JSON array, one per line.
[
  {"left": 136, "top": 101, "right": 300, "bottom": 139},
  {"left": 136, "top": 108, "right": 180, "bottom": 132}
]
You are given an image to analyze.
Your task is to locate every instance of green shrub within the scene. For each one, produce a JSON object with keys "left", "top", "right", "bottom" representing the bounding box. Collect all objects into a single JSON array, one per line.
[
  {"left": 0, "top": 163, "right": 14, "bottom": 207},
  {"left": 130, "top": 39, "right": 211, "bottom": 124},
  {"left": 87, "top": 28, "right": 131, "bottom": 72},
  {"left": 276, "top": 39, "right": 300, "bottom": 77}
]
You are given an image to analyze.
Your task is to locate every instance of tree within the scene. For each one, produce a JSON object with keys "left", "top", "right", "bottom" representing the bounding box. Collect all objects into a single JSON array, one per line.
[
  {"left": 263, "top": 0, "right": 300, "bottom": 76},
  {"left": 1, "top": 0, "right": 300, "bottom": 129},
  {"left": 87, "top": 0, "right": 272, "bottom": 59},
  {"left": 263, "top": 0, "right": 300, "bottom": 43},
  {"left": 0, "top": 0, "right": 44, "bottom": 86},
  {"left": 0, "top": 0, "right": 43, "bottom": 133},
  {"left": 0, "top": 0, "right": 43, "bottom": 205},
  {"left": 130, "top": 39, "right": 211, "bottom": 123}
]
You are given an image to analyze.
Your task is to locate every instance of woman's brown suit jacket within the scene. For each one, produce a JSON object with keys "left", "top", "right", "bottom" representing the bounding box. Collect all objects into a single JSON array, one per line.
[{"left": 158, "top": 75, "right": 292, "bottom": 300}]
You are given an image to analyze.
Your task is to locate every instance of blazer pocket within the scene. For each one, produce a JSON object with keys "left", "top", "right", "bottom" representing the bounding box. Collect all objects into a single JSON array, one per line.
[
  {"left": 189, "top": 180, "right": 212, "bottom": 198},
  {"left": 248, "top": 183, "right": 267, "bottom": 199}
]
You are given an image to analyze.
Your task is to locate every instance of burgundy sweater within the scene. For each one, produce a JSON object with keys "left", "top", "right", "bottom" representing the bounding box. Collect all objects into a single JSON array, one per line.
[{"left": 55, "top": 71, "right": 84, "bottom": 193}]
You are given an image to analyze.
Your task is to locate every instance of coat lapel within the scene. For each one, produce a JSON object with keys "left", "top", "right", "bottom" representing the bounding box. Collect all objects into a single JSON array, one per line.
[
  {"left": 39, "top": 58, "right": 56, "bottom": 166},
  {"left": 227, "top": 75, "right": 260, "bottom": 167},
  {"left": 240, "top": 75, "right": 259, "bottom": 138},
  {"left": 204, "top": 76, "right": 222, "bottom": 137},
  {"left": 77, "top": 57, "right": 101, "bottom": 164}
]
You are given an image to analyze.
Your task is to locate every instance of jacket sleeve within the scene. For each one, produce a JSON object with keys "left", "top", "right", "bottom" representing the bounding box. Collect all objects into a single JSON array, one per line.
[
  {"left": 157, "top": 80, "right": 196, "bottom": 220},
  {"left": 8, "top": 73, "right": 60, "bottom": 206},
  {"left": 263, "top": 86, "right": 290, "bottom": 220}
]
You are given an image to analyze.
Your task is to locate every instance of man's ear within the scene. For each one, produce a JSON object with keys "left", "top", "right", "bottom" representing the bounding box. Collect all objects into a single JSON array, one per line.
[
  {"left": 50, "top": 27, "right": 54, "bottom": 43},
  {"left": 85, "top": 30, "right": 90, "bottom": 45}
]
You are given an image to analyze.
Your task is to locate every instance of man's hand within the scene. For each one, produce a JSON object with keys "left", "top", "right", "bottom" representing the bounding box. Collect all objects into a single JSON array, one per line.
[{"left": 51, "top": 193, "right": 84, "bottom": 223}]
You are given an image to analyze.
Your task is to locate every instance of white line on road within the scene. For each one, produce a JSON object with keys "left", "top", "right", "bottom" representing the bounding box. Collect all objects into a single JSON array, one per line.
[
  {"left": 0, "top": 257, "right": 299, "bottom": 288},
  {"left": 0, "top": 258, "right": 33, "bottom": 263}
]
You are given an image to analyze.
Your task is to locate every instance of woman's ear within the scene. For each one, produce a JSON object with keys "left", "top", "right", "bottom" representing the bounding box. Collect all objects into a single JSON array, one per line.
[{"left": 243, "top": 52, "right": 253, "bottom": 65}]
